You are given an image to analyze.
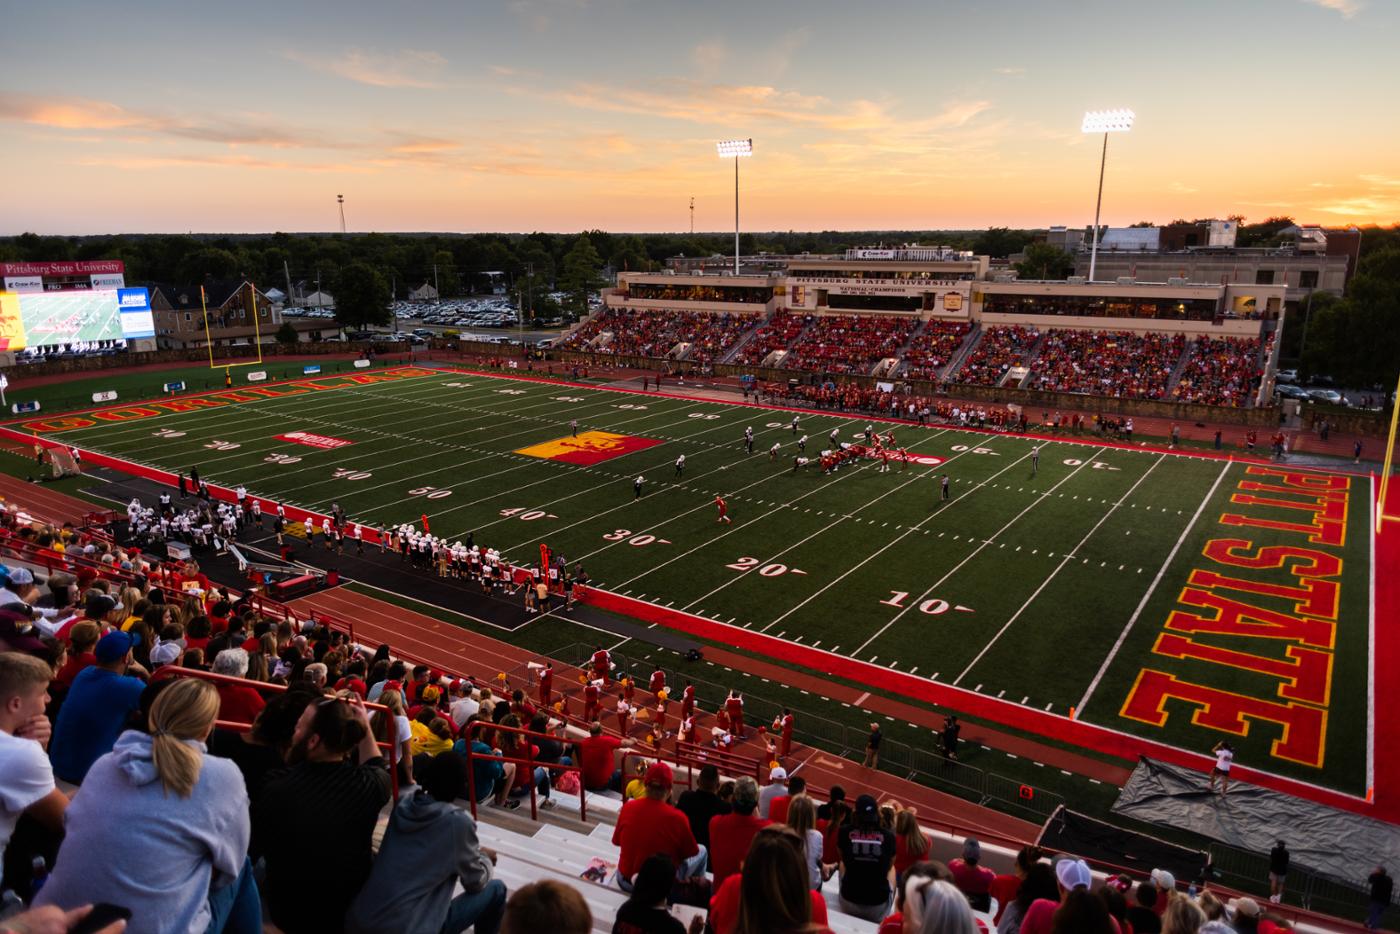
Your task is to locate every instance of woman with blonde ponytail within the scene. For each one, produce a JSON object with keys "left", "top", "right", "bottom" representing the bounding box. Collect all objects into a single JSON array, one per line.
[{"left": 34, "top": 678, "right": 262, "bottom": 933}]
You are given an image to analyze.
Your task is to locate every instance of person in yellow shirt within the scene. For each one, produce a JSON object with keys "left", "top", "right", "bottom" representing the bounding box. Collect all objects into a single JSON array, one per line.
[
  {"left": 410, "top": 714, "right": 455, "bottom": 758},
  {"left": 623, "top": 759, "right": 649, "bottom": 800}
]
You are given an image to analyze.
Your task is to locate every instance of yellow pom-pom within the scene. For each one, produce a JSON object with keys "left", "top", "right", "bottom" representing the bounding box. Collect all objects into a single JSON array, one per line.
[{"left": 658, "top": 688, "right": 668, "bottom": 701}]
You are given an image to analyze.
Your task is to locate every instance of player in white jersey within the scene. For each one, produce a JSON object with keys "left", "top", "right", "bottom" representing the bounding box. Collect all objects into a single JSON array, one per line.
[{"left": 675, "top": 455, "right": 685, "bottom": 478}]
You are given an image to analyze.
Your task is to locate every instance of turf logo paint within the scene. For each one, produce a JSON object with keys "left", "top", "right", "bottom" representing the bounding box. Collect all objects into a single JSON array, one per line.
[
  {"left": 275, "top": 431, "right": 353, "bottom": 449},
  {"left": 15, "top": 367, "right": 429, "bottom": 434},
  {"left": 515, "top": 430, "right": 664, "bottom": 466},
  {"left": 1120, "top": 466, "right": 1349, "bottom": 769}
]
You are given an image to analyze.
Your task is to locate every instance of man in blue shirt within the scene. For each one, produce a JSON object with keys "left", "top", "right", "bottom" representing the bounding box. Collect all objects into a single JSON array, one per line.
[{"left": 49, "top": 631, "right": 146, "bottom": 784}]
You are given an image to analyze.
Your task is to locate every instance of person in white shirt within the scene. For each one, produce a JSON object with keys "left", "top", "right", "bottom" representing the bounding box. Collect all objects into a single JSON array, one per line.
[
  {"left": 1210, "top": 741, "right": 1235, "bottom": 795},
  {"left": 0, "top": 654, "right": 68, "bottom": 873}
]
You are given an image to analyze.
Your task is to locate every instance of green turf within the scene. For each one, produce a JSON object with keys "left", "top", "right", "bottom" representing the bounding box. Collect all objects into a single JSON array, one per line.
[{"left": 11, "top": 366, "right": 1372, "bottom": 794}]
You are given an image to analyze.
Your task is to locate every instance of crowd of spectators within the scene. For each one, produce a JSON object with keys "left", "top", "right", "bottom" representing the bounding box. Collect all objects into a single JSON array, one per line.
[
  {"left": 1172, "top": 337, "right": 1265, "bottom": 408},
  {"left": 733, "top": 310, "right": 809, "bottom": 365},
  {"left": 781, "top": 314, "right": 920, "bottom": 375},
  {"left": 1027, "top": 330, "right": 1187, "bottom": 400},
  {"left": 559, "top": 309, "right": 760, "bottom": 362},
  {"left": 901, "top": 321, "right": 973, "bottom": 381},
  {"left": 953, "top": 326, "right": 1041, "bottom": 386}
]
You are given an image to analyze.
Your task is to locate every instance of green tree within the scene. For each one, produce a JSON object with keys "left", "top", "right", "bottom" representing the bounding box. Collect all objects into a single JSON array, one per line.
[
  {"left": 332, "top": 262, "right": 392, "bottom": 329},
  {"left": 1015, "top": 243, "right": 1075, "bottom": 281},
  {"left": 558, "top": 235, "right": 604, "bottom": 317},
  {"left": 176, "top": 247, "right": 240, "bottom": 284},
  {"left": 430, "top": 250, "right": 461, "bottom": 297},
  {"left": 972, "top": 227, "right": 1032, "bottom": 258},
  {"left": 274, "top": 322, "right": 298, "bottom": 346}
]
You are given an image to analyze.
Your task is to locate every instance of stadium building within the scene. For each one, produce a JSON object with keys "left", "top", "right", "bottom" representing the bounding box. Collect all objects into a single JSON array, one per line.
[{"left": 147, "top": 279, "right": 331, "bottom": 350}]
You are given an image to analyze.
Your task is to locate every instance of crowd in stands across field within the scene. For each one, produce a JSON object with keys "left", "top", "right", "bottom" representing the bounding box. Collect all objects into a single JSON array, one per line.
[
  {"left": 1173, "top": 336, "right": 1265, "bottom": 407},
  {"left": 900, "top": 321, "right": 973, "bottom": 380},
  {"left": 760, "top": 382, "right": 1022, "bottom": 430},
  {"left": 953, "top": 325, "right": 1041, "bottom": 386},
  {"left": 1028, "top": 330, "right": 1187, "bottom": 400},
  {"left": 733, "top": 309, "right": 809, "bottom": 365},
  {"left": 781, "top": 314, "right": 919, "bottom": 375},
  {"left": 558, "top": 309, "right": 758, "bottom": 361}
]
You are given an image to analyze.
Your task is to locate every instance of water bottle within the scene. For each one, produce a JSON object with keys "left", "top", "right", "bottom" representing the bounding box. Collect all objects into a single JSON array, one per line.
[{"left": 30, "top": 856, "right": 48, "bottom": 896}]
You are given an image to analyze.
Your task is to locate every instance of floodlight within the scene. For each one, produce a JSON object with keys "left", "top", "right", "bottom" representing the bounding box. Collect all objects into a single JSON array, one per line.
[
  {"left": 716, "top": 138, "right": 753, "bottom": 158},
  {"left": 1081, "top": 110, "right": 1135, "bottom": 134}
]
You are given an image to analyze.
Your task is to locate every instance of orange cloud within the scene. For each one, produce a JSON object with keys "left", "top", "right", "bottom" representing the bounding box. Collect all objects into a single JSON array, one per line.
[{"left": 284, "top": 47, "right": 448, "bottom": 89}]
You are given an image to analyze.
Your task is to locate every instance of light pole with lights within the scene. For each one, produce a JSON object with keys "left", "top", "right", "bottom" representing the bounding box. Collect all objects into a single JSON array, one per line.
[
  {"left": 716, "top": 138, "right": 752, "bottom": 275},
  {"left": 1081, "top": 109, "right": 1134, "bottom": 282}
]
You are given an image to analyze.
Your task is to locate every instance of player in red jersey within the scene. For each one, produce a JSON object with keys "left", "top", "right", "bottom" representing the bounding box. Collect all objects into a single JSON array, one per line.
[{"left": 715, "top": 495, "right": 732, "bottom": 524}]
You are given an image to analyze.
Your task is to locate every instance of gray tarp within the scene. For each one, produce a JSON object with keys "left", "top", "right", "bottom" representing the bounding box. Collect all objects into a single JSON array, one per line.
[{"left": 1111, "top": 758, "right": 1400, "bottom": 889}]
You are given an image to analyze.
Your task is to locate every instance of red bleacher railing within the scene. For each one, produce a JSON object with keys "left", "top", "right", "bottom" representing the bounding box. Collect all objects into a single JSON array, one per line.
[
  {"left": 462, "top": 720, "right": 586, "bottom": 823},
  {"left": 159, "top": 665, "right": 401, "bottom": 798}
]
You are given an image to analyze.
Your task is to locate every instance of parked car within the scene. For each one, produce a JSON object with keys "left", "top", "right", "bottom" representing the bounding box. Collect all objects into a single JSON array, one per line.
[
  {"left": 1275, "top": 384, "right": 1309, "bottom": 401},
  {"left": 1307, "top": 388, "right": 1343, "bottom": 405},
  {"left": 1276, "top": 368, "right": 1299, "bottom": 384}
]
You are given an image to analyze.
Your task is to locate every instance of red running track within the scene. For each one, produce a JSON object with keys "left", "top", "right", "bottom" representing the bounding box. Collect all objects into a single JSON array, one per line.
[{"left": 292, "top": 587, "right": 1040, "bottom": 843}]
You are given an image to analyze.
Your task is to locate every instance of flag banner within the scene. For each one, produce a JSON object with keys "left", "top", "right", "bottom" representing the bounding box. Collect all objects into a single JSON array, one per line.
[
  {"left": 274, "top": 431, "right": 353, "bottom": 449},
  {"left": 353, "top": 359, "right": 371, "bottom": 368},
  {"left": 92, "top": 391, "right": 117, "bottom": 403},
  {"left": 247, "top": 371, "right": 267, "bottom": 382},
  {"left": 163, "top": 381, "right": 186, "bottom": 392},
  {"left": 303, "top": 365, "right": 321, "bottom": 375}
]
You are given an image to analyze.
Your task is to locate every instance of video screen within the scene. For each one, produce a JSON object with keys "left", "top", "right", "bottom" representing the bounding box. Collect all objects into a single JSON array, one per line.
[{"left": 0, "top": 288, "right": 154, "bottom": 351}]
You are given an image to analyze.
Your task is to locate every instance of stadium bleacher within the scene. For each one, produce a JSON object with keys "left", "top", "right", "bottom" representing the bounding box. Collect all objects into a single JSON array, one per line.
[
  {"left": 900, "top": 321, "right": 973, "bottom": 381},
  {"left": 951, "top": 325, "right": 1041, "bottom": 386},
  {"left": 558, "top": 308, "right": 759, "bottom": 361},
  {"left": 1027, "top": 329, "right": 1187, "bottom": 400},
  {"left": 1173, "top": 335, "right": 1266, "bottom": 407},
  {"left": 780, "top": 313, "right": 919, "bottom": 375},
  {"left": 0, "top": 489, "right": 1377, "bottom": 934}
]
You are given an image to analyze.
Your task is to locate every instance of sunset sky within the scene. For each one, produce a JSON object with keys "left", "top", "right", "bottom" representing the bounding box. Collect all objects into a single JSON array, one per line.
[{"left": 3, "top": 0, "right": 1398, "bottom": 234}]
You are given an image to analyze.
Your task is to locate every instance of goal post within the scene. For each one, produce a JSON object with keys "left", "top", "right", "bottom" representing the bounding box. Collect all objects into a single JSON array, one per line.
[
  {"left": 1378, "top": 372, "right": 1400, "bottom": 534},
  {"left": 201, "top": 283, "right": 266, "bottom": 371}
]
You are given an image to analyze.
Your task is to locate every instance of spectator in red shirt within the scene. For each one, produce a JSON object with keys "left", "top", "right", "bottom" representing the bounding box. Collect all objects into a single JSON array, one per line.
[
  {"left": 1019, "top": 859, "right": 1120, "bottom": 934},
  {"left": 766, "top": 775, "right": 805, "bottom": 825},
  {"left": 212, "top": 648, "right": 266, "bottom": 725},
  {"left": 709, "top": 776, "right": 770, "bottom": 890},
  {"left": 989, "top": 845, "right": 1045, "bottom": 925},
  {"left": 949, "top": 837, "right": 996, "bottom": 912},
  {"left": 708, "top": 825, "right": 832, "bottom": 934},
  {"left": 611, "top": 762, "right": 706, "bottom": 891},
  {"left": 54, "top": 621, "right": 100, "bottom": 689},
  {"left": 575, "top": 721, "right": 632, "bottom": 792}
]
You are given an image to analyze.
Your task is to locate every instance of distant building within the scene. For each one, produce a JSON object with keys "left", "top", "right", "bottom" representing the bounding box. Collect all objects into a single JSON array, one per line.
[
  {"left": 407, "top": 282, "right": 439, "bottom": 302},
  {"left": 147, "top": 280, "right": 324, "bottom": 350}
]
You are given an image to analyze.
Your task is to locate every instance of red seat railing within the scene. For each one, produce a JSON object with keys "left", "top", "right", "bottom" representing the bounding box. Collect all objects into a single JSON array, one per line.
[{"left": 462, "top": 720, "right": 586, "bottom": 823}]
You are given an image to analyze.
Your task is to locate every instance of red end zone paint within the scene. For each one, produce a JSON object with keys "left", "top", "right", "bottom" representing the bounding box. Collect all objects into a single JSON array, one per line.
[
  {"left": 578, "top": 584, "right": 1397, "bottom": 821},
  {"left": 275, "top": 431, "right": 353, "bottom": 449}
]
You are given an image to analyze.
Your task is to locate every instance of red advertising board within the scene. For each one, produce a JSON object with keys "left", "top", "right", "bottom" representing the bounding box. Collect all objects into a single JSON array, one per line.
[{"left": 0, "top": 260, "right": 125, "bottom": 276}]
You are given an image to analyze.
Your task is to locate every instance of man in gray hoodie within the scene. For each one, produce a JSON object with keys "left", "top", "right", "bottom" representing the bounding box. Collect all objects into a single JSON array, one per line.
[{"left": 347, "top": 750, "right": 507, "bottom": 934}]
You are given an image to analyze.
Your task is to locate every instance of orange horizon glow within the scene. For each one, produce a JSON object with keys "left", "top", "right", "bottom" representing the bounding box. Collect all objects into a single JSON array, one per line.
[{"left": 2, "top": 1, "right": 1398, "bottom": 235}]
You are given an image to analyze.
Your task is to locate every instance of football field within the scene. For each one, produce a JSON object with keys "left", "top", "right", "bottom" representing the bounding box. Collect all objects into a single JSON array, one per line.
[{"left": 7, "top": 365, "right": 1380, "bottom": 795}]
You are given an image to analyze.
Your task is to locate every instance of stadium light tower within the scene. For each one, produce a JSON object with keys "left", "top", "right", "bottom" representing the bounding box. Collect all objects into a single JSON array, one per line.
[
  {"left": 337, "top": 194, "right": 346, "bottom": 234},
  {"left": 716, "top": 138, "right": 753, "bottom": 275},
  {"left": 1081, "top": 109, "right": 1134, "bottom": 282}
]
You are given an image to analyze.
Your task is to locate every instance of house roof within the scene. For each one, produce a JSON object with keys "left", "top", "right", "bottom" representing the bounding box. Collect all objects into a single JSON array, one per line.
[{"left": 147, "top": 279, "right": 265, "bottom": 309}]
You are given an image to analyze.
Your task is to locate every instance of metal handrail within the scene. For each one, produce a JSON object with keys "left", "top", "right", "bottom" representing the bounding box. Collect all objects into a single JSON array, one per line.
[{"left": 463, "top": 720, "right": 586, "bottom": 823}]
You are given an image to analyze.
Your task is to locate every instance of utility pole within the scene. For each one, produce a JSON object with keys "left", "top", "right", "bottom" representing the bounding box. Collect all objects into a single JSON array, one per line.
[
  {"left": 283, "top": 260, "right": 293, "bottom": 308},
  {"left": 337, "top": 194, "right": 346, "bottom": 234},
  {"left": 690, "top": 196, "right": 694, "bottom": 235}
]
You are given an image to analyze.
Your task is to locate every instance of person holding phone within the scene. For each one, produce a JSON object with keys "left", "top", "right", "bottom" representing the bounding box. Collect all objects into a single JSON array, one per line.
[{"left": 33, "top": 678, "right": 258, "bottom": 934}]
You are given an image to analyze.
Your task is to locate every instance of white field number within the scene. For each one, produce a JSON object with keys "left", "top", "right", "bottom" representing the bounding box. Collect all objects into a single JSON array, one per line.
[
  {"left": 499, "top": 507, "right": 559, "bottom": 521},
  {"left": 614, "top": 403, "right": 648, "bottom": 410},
  {"left": 332, "top": 468, "right": 372, "bottom": 480},
  {"left": 264, "top": 453, "right": 303, "bottom": 465},
  {"left": 879, "top": 591, "right": 951, "bottom": 614},
  {"left": 203, "top": 440, "right": 240, "bottom": 451},
  {"left": 495, "top": 389, "right": 527, "bottom": 395},
  {"left": 410, "top": 485, "right": 453, "bottom": 499},
  {"left": 725, "top": 556, "right": 806, "bottom": 577},
  {"left": 690, "top": 413, "right": 721, "bottom": 420},
  {"left": 443, "top": 381, "right": 472, "bottom": 388},
  {"left": 950, "top": 444, "right": 997, "bottom": 455},
  {"left": 552, "top": 396, "right": 586, "bottom": 403},
  {"left": 153, "top": 429, "right": 186, "bottom": 438},
  {"left": 602, "top": 529, "right": 672, "bottom": 546},
  {"left": 1062, "top": 458, "right": 1119, "bottom": 470}
]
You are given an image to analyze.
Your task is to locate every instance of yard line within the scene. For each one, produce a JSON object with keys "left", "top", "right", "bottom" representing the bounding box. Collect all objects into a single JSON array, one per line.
[
  {"left": 952, "top": 453, "right": 1166, "bottom": 685},
  {"left": 850, "top": 447, "right": 1109, "bottom": 657},
  {"left": 760, "top": 444, "right": 1034, "bottom": 633},
  {"left": 1367, "top": 473, "right": 1376, "bottom": 796},
  {"left": 509, "top": 419, "right": 866, "bottom": 559},
  {"left": 1074, "top": 459, "right": 1233, "bottom": 715}
]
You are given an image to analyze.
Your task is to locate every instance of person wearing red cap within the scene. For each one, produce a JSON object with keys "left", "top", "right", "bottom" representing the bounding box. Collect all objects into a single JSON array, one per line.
[{"left": 611, "top": 761, "right": 706, "bottom": 891}]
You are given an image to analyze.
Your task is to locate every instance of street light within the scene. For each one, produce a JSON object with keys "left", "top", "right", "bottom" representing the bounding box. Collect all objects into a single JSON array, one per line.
[
  {"left": 1081, "top": 109, "right": 1134, "bottom": 282},
  {"left": 716, "top": 138, "right": 753, "bottom": 275}
]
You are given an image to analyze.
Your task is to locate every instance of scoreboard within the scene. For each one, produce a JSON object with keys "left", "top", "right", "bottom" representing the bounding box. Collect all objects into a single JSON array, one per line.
[{"left": 1, "top": 260, "right": 126, "bottom": 293}]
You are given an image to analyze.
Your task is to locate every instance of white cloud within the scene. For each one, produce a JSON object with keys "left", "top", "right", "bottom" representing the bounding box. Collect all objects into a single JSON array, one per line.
[
  {"left": 691, "top": 40, "right": 727, "bottom": 73},
  {"left": 994, "top": 67, "right": 1026, "bottom": 75},
  {"left": 285, "top": 47, "right": 447, "bottom": 88},
  {"left": 1301, "top": 0, "right": 1362, "bottom": 17}
]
